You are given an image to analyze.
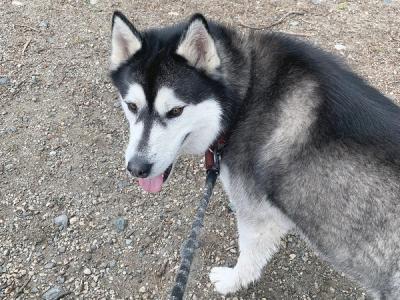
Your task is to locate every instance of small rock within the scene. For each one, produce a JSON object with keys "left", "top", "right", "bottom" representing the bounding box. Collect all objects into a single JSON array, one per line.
[
  {"left": 83, "top": 268, "right": 91, "bottom": 275},
  {"left": 113, "top": 101, "right": 121, "bottom": 108},
  {"left": 11, "top": 1, "right": 25, "bottom": 6},
  {"left": 109, "top": 260, "right": 116, "bottom": 268},
  {"left": 54, "top": 214, "right": 68, "bottom": 229},
  {"left": 139, "top": 286, "right": 146, "bottom": 293},
  {"left": 114, "top": 217, "right": 127, "bottom": 233},
  {"left": 227, "top": 202, "right": 236, "bottom": 213},
  {"left": 116, "top": 180, "right": 129, "bottom": 191},
  {"left": 39, "top": 20, "right": 49, "bottom": 28},
  {"left": 89, "top": 0, "right": 98, "bottom": 4},
  {"left": 58, "top": 246, "right": 66, "bottom": 253},
  {"left": 6, "top": 127, "right": 17, "bottom": 133},
  {"left": 311, "top": 0, "right": 323, "bottom": 4},
  {"left": 56, "top": 276, "right": 65, "bottom": 284},
  {"left": 49, "top": 151, "right": 57, "bottom": 156},
  {"left": 31, "top": 287, "right": 39, "bottom": 293},
  {"left": 125, "top": 239, "right": 133, "bottom": 246},
  {"left": 42, "top": 286, "right": 66, "bottom": 300},
  {"left": 69, "top": 216, "right": 78, "bottom": 225},
  {"left": 0, "top": 76, "right": 10, "bottom": 86},
  {"left": 289, "top": 254, "right": 297, "bottom": 260},
  {"left": 334, "top": 43, "right": 346, "bottom": 51},
  {"left": 44, "top": 262, "right": 55, "bottom": 269},
  {"left": 384, "top": 0, "right": 392, "bottom": 4},
  {"left": 289, "top": 21, "right": 299, "bottom": 26}
]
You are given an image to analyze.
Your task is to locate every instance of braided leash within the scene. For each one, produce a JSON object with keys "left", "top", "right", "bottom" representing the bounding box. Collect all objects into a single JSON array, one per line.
[
  {"left": 170, "top": 141, "right": 223, "bottom": 299},
  {"left": 170, "top": 169, "right": 218, "bottom": 299}
]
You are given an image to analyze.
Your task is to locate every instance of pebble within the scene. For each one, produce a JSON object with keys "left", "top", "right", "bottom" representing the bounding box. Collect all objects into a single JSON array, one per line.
[
  {"left": 39, "top": 20, "right": 49, "bottom": 28},
  {"left": 125, "top": 239, "right": 133, "bottom": 246},
  {"left": 44, "top": 262, "right": 55, "bottom": 269},
  {"left": 227, "top": 202, "right": 236, "bottom": 213},
  {"left": 42, "top": 286, "right": 66, "bottom": 300},
  {"left": 11, "top": 1, "right": 25, "bottom": 6},
  {"left": 139, "top": 286, "right": 146, "bottom": 293},
  {"left": 6, "top": 127, "right": 17, "bottom": 134},
  {"left": 54, "top": 214, "right": 68, "bottom": 229},
  {"left": 334, "top": 43, "right": 346, "bottom": 51},
  {"left": 56, "top": 276, "right": 65, "bottom": 284},
  {"left": 83, "top": 267, "right": 92, "bottom": 275},
  {"left": 0, "top": 76, "right": 10, "bottom": 86},
  {"left": 116, "top": 180, "right": 129, "bottom": 191},
  {"left": 289, "top": 254, "right": 297, "bottom": 260},
  {"left": 114, "top": 217, "right": 127, "bottom": 233},
  {"left": 109, "top": 260, "right": 116, "bottom": 268}
]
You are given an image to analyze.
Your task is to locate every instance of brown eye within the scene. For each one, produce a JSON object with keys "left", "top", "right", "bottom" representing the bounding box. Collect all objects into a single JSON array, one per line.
[
  {"left": 127, "top": 102, "right": 138, "bottom": 113},
  {"left": 167, "top": 106, "right": 185, "bottom": 119}
]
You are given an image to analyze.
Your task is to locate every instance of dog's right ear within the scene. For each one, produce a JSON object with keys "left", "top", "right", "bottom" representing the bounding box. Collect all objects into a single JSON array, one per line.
[{"left": 110, "top": 11, "right": 142, "bottom": 70}]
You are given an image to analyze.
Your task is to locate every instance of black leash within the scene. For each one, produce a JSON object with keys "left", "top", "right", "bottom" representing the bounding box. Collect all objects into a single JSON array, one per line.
[{"left": 170, "top": 141, "right": 223, "bottom": 300}]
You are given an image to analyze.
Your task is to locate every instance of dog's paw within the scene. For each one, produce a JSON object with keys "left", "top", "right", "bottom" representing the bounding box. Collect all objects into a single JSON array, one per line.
[{"left": 209, "top": 266, "right": 240, "bottom": 295}]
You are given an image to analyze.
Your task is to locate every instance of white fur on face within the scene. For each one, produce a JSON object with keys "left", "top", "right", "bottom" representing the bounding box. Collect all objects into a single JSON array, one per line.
[
  {"left": 122, "top": 85, "right": 222, "bottom": 177},
  {"left": 145, "top": 86, "right": 222, "bottom": 176},
  {"left": 110, "top": 16, "right": 142, "bottom": 70},
  {"left": 122, "top": 84, "right": 147, "bottom": 164}
]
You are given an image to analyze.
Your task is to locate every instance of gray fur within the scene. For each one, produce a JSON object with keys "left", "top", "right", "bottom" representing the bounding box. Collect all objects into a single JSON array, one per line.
[
  {"left": 217, "top": 31, "right": 400, "bottom": 299},
  {"left": 110, "top": 13, "right": 400, "bottom": 298}
]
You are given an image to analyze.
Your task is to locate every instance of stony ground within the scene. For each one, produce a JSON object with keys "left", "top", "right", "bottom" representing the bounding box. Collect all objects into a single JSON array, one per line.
[{"left": 0, "top": 0, "right": 399, "bottom": 299}]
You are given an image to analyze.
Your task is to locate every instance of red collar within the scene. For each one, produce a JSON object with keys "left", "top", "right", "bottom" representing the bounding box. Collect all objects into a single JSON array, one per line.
[{"left": 205, "top": 136, "right": 226, "bottom": 172}]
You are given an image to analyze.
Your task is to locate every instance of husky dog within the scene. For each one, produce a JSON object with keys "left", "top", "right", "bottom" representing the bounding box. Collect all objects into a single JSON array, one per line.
[{"left": 109, "top": 12, "right": 400, "bottom": 298}]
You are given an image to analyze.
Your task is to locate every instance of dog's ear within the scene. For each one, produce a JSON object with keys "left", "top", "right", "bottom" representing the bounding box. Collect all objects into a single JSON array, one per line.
[
  {"left": 176, "top": 14, "right": 220, "bottom": 74},
  {"left": 110, "top": 11, "right": 142, "bottom": 70}
]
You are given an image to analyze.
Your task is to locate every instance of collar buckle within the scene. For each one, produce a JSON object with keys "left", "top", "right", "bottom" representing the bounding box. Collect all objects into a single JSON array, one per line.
[{"left": 205, "top": 136, "right": 226, "bottom": 174}]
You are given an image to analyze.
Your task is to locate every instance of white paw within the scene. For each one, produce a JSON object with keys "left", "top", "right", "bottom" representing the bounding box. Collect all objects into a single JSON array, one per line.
[{"left": 209, "top": 266, "right": 241, "bottom": 295}]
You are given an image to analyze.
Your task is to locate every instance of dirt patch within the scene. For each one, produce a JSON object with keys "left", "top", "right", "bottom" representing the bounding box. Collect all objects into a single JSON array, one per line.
[{"left": 1, "top": 0, "right": 399, "bottom": 299}]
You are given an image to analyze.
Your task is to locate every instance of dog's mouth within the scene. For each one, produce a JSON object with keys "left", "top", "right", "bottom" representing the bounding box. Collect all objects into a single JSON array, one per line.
[{"left": 137, "top": 164, "right": 173, "bottom": 193}]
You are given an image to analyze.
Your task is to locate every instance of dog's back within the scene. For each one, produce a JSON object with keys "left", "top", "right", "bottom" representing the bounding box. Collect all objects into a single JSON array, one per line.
[{"left": 228, "top": 32, "right": 400, "bottom": 298}]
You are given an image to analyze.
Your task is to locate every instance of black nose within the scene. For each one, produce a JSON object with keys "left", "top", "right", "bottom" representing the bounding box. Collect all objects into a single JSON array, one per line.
[{"left": 127, "top": 158, "right": 152, "bottom": 178}]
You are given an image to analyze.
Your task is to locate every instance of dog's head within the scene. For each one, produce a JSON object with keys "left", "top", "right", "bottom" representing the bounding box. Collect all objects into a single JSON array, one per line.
[{"left": 110, "top": 12, "right": 225, "bottom": 192}]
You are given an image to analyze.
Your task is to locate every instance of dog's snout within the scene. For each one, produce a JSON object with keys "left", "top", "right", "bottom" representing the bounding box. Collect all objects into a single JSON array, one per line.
[{"left": 127, "top": 158, "right": 152, "bottom": 178}]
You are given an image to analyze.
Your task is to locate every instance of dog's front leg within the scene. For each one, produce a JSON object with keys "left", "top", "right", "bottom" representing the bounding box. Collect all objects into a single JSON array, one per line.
[{"left": 209, "top": 206, "right": 292, "bottom": 295}]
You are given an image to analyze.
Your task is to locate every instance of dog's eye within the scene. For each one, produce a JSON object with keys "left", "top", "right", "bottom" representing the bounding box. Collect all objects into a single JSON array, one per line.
[
  {"left": 127, "top": 103, "right": 138, "bottom": 114},
  {"left": 166, "top": 106, "right": 185, "bottom": 119}
]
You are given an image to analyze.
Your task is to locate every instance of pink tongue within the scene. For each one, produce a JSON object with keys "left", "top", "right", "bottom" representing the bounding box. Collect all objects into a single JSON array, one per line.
[{"left": 138, "top": 174, "right": 164, "bottom": 193}]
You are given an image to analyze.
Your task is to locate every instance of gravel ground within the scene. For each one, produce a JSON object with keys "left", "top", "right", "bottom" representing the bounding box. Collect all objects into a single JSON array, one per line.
[{"left": 0, "top": 0, "right": 399, "bottom": 299}]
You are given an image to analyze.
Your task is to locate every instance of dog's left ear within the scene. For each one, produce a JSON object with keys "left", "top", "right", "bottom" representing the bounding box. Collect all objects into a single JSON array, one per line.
[
  {"left": 176, "top": 14, "right": 220, "bottom": 74},
  {"left": 110, "top": 11, "right": 142, "bottom": 70}
]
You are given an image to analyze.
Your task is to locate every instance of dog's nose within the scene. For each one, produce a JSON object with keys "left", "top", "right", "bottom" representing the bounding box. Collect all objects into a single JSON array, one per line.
[{"left": 127, "top": 158, "right": 152, "bottom": 178}]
